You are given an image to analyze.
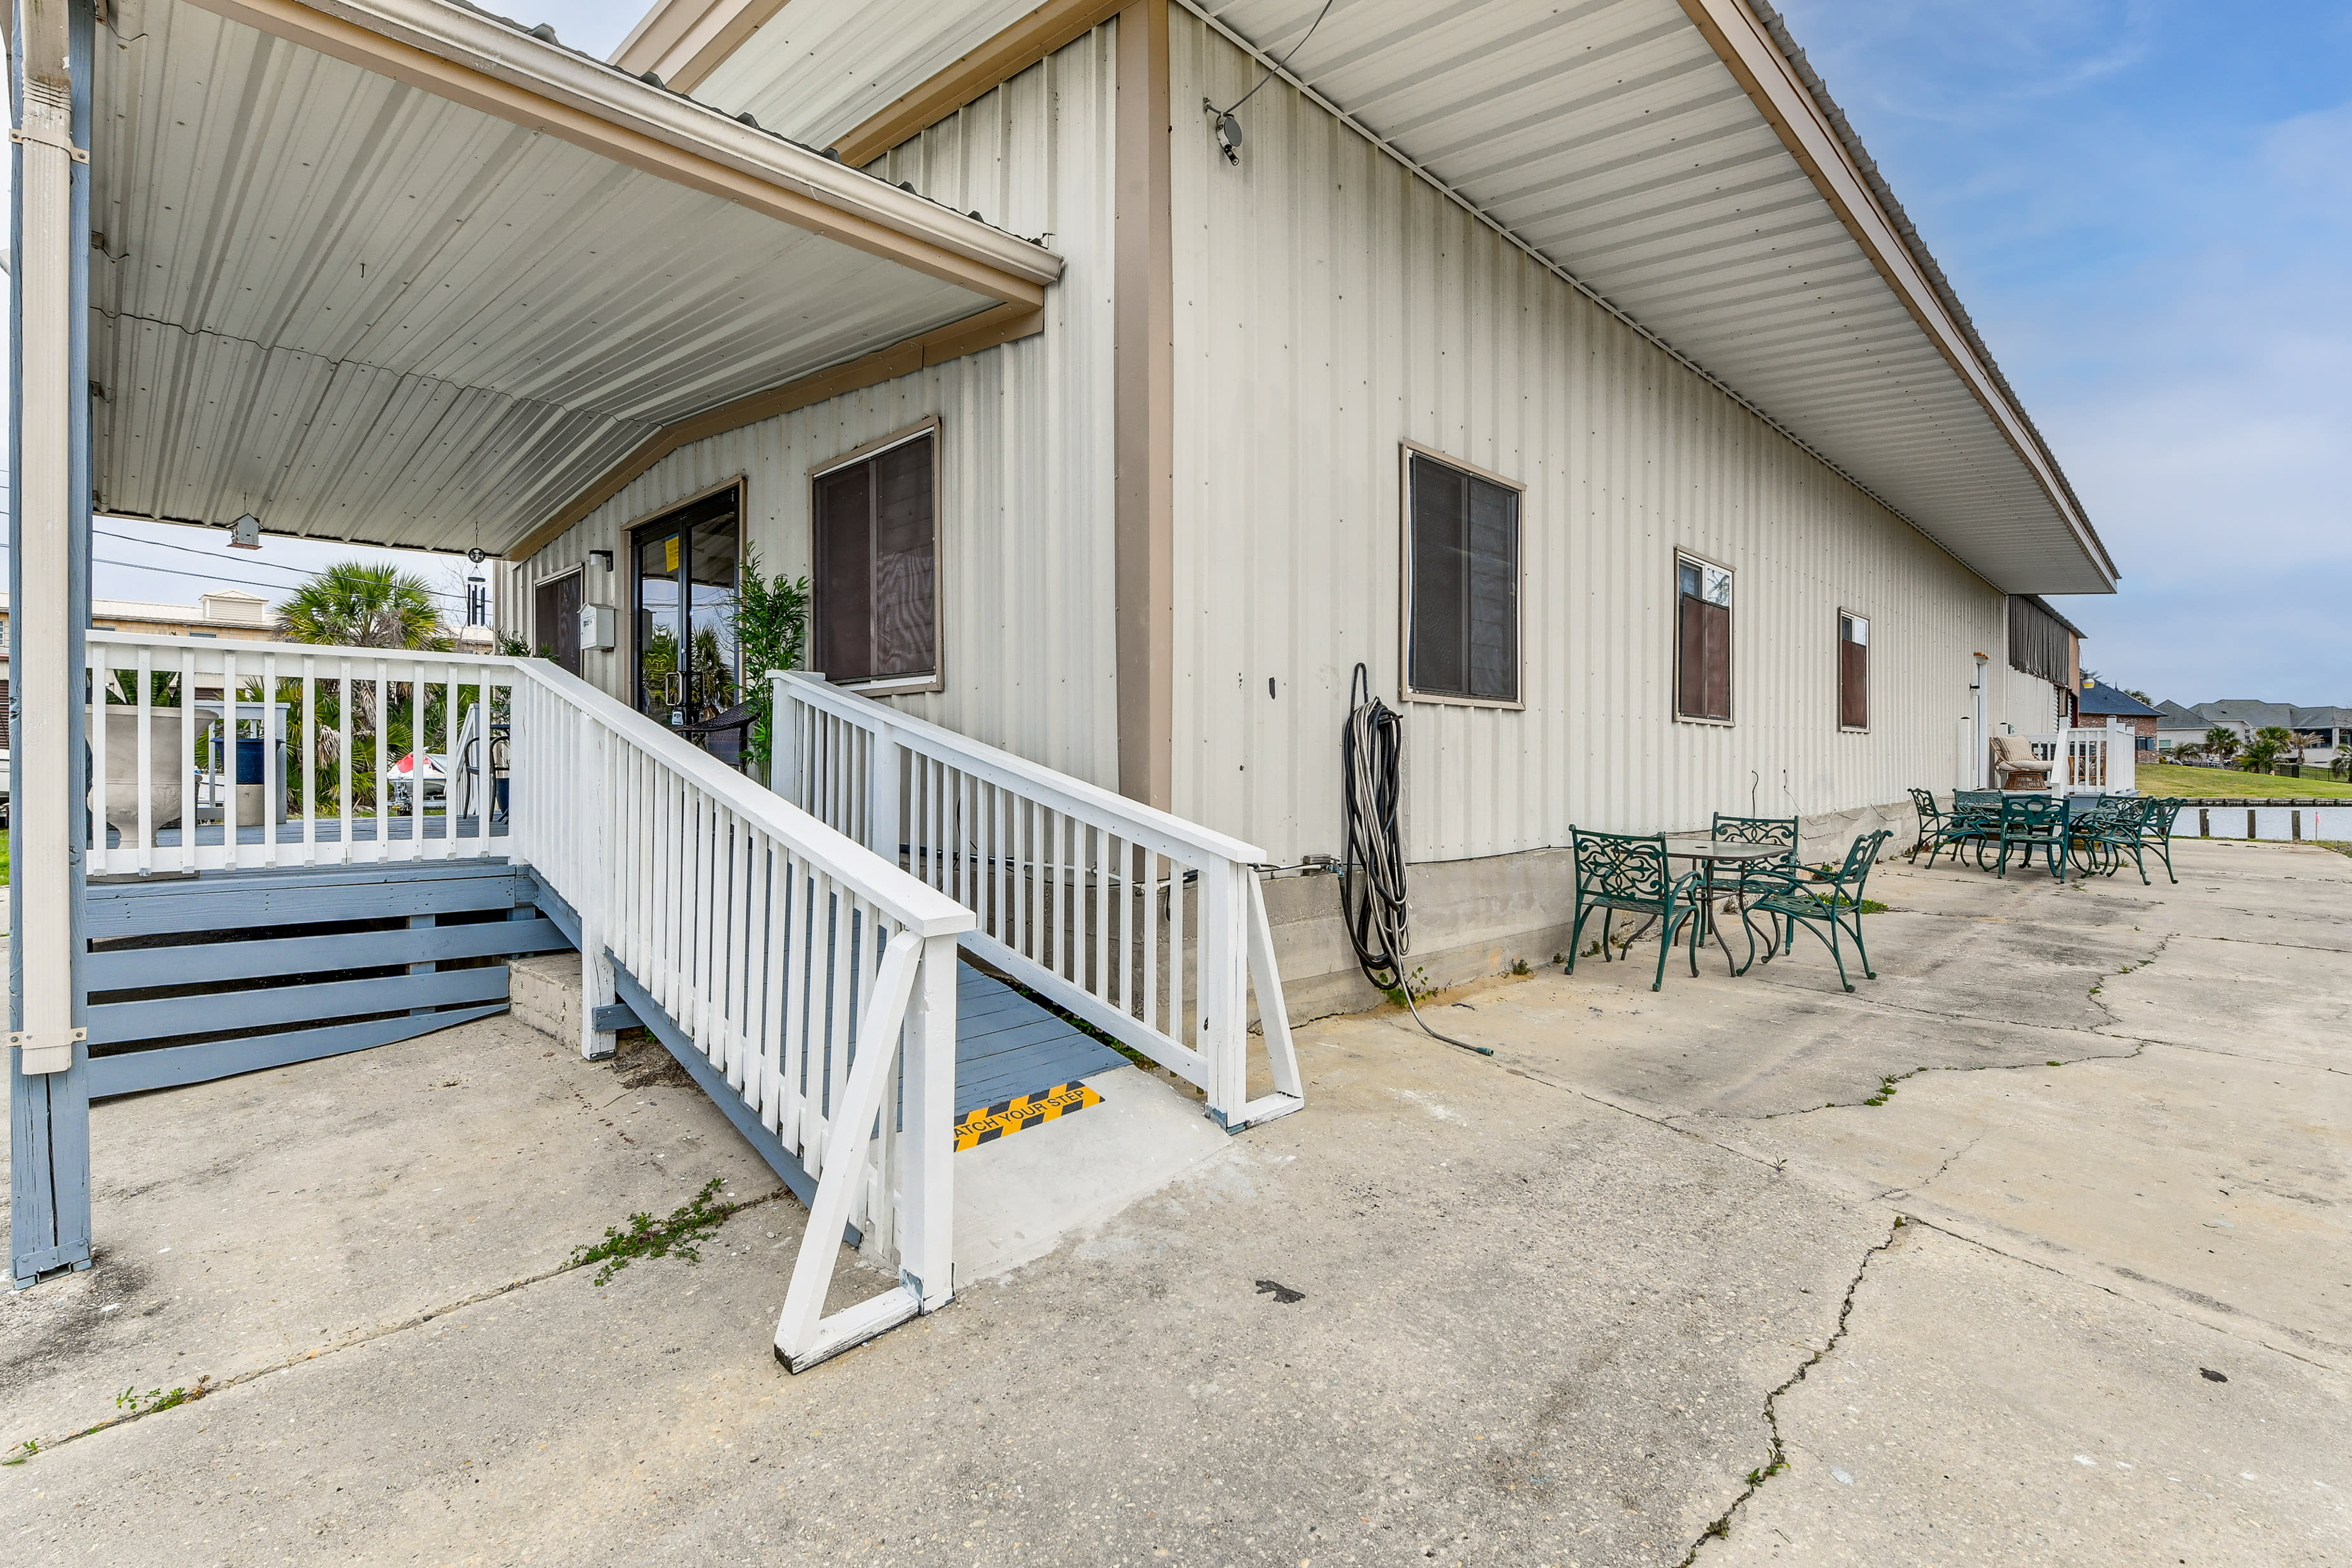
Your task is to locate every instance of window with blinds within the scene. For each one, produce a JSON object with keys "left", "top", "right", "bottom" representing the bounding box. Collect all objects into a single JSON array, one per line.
[
  {"left": 813, "top": 428, "right": 938, "bottom": 686},
  {"left": 1675, "top": 554, "right": 1732, "bottom": 722},
  {"left": 1406, "top": 450, "right": 1520, "bottom": 704},
  {"left": 1839, "top": 611, "right": 1869, "bottom": 730}
]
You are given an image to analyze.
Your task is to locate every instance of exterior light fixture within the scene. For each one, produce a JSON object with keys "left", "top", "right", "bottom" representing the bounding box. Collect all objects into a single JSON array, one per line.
[
  {"left": 588, "top": 549, "right": 614, "bottom": 574},
  {"left": 1214, "top": 110, "right": 1243, "bottom": 165},
  {"left": 228, "top": 512, "right": 261, "bottom": 549}
]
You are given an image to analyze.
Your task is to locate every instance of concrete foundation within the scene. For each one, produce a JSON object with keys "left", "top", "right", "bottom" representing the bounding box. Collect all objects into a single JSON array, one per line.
[{"left": 1265, "top": 796, "right": 1924, "bottom": 1022}]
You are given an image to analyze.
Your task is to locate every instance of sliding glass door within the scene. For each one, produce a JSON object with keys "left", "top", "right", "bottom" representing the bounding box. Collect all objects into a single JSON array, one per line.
[{"left": 631, "top": 488, "right": 740, "bottom": 732}]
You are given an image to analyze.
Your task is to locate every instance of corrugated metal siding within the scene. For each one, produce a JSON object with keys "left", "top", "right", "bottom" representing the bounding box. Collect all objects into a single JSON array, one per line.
[
  {"left": 1170, "top": 10, "right": 2010, "bottom": 864},
  {"left": 1187, "top": 0, "right": 2106, "bottom": 595},
  {"left": 505, "top": 27, "right": 1120, "bottom": 784},
  {"left": 690, "top": 0, "right": 1037, "bottom": 149}
]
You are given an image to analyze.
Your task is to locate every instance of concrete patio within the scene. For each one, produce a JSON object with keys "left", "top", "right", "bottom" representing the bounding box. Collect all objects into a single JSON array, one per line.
[{"left": 2, "top": 836, "right": 2346, "bottom": 1565}]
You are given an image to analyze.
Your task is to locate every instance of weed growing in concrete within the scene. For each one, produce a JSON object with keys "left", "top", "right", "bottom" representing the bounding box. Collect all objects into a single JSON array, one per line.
[
  {"left": 1511, "top": 957, "right": 1532, "bottom": 977},
  {"left": 1862, "top": 1074, "right": 1901, "bottom": 1107},
  {"left": 2047, "top": 1060, "right": 2063, "bottom": 1067},
  {"left": 113, "top": 1376, "right": 208, "bottom": 1418},
  {"left": 1, "top": 1439, "right": 36, "bottom": 1466},
  {"left": 570, "top": 1178, "right": 736, "bottom": 1286},
  {"left": 1381, "top": 966, "right": 1434, "bottom": 1006}
]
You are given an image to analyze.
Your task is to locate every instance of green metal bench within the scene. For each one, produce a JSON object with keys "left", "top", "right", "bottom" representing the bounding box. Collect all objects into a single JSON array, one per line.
[
  {"left": 1743, "top": 829, "right": 1892, "bottom": 991},
  {"left": 1566, "top": 828, "right": 1708, "bottom": 992}
]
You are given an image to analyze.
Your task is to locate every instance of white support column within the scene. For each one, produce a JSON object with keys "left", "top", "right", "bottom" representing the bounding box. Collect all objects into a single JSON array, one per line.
[
  {"left": 577, "top": 715, "right": 618, "bottom": 1061},
  {"left": 9, "top": 0, "right": 82, "bottom": 1079},
  {"left": 1969, "top": 655, "right": 1989, "bottom": 791}
]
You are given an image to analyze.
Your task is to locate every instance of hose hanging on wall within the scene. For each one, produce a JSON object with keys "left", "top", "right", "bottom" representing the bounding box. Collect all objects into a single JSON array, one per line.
[{"left": 1339, "top": 664, "right": 1492, "bottom": 1056}]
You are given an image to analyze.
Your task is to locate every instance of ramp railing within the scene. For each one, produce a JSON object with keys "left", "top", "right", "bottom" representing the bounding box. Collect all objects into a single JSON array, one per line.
[
  {"left": 773, "top": 671, "right": 1302, "bottom": 1132},
  {"left": 80, "top": 632, "right": 972, "bottom": 1370},
  {"left": 508, "top": 660, "right": 973, "bottom": 1371}
]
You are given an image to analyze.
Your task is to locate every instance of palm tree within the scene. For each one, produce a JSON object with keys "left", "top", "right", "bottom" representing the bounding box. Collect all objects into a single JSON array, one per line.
[
  {"left": 2204, "top": 725, "right": 2240, "bottom": 766},
  {"left": 278, "top": 561, "right": 451, "bottom": 650},
  {"left": 277, "top": 562, "right": 452, "bottom": 808}
]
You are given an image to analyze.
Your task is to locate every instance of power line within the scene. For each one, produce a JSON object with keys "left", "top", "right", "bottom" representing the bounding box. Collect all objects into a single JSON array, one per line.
[{"left": 85, "top": 553, "right": 467, "bottom": 604}]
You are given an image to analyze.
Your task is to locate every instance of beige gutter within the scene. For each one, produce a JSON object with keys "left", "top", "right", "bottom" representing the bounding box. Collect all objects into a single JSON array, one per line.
[{"left": 186, "top": 0, "right": 1061, "bottom": 307}]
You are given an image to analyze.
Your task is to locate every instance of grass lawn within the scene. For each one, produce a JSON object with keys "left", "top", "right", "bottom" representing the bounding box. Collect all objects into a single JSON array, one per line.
[{"left": 2137, "top": 763, "right": 2352, "bottom": 799}]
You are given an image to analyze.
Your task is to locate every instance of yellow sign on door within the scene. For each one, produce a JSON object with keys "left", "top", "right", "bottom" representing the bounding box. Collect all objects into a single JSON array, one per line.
[{"left": 664, "top": 535, "right": 679, "bottom": 572}]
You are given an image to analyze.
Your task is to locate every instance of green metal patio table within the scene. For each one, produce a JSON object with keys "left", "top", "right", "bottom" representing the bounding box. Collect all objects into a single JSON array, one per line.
[{"left": 1666, "top": 839, "right": 1790, "bottom": 975}]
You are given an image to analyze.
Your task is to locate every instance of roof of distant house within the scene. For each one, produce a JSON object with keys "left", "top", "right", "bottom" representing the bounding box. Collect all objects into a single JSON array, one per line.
[
  {"left": 2076, "top": 678, "right": 2160, "bottom": 718},
  {"left": 2155, "top": 699, "right": 2352, "bottom": 730}
]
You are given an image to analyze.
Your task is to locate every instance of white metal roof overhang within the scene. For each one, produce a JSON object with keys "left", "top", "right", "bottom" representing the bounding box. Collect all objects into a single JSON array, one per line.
[
  {"left": 82, "top": 0, "right": 1063, "bottom": 555},
  {"left": 1186, "top": 0, "right": 2116, "bottom": 596}
]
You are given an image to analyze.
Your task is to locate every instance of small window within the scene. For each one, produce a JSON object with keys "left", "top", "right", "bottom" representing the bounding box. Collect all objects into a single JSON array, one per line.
[
  {"left": 1674, "top": 554, "right": 1732, "bottom": 722},
  {"left": 1405, "top": 450, "right": 1520, "bottom": 704},
  {"left": 813, "top": 428, "right": 938, "bottom": 687},
  {"left": 1838, "top": 611, "right": 1869, "bottom": 730}
]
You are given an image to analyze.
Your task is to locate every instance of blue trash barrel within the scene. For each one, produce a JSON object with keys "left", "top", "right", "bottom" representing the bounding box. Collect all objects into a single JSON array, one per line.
[{"left": 235, "top": 736, "right": 266, "bottom": 785}]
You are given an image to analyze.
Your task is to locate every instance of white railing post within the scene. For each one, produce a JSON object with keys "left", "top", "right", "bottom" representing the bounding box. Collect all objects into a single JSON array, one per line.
[
  {"left": 577, "top": 712, "right": 618, "bottom": 1061},
  {"left": 2109, "top": 719, "right": 2136, "bottom": 794},
  {"left": 1198, "top": 860, "right": 1249, "bottom": 1129},
  {"left": 896, "top": 931, "right": 959, "bottom": 1312},
  {"left": 773, "top": 671, "right": 803, "bottom": 809},
  {"left": 869, "top": 720, "right": 901, "bottom": 866}
]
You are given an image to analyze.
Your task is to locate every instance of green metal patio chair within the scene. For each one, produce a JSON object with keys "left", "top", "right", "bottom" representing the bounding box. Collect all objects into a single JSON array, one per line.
[
  {"left": 1745, "top": 829, "right": 1892, "bottom": 991},
  {"left": 1905, "top": 787, "right": 1947, "bottom": 861},
  {"left": 1710, "top": 813, "right": 1799, "bottom": 965},
  {"left": 1930, "top": 789, "right": 2003, "bottom": 868},
  {"left": 2064, "top": 795, "right": 2144, "bottom": 880},
  {"left": 2138, "top": 797, "right": 2186, "bottom": 885},
  {"left": 1991, "top": 794, "right": 2071, "bottom": 880},
  {"left": 1567, "top": 828, "right": 1708, "bottom": 992}
]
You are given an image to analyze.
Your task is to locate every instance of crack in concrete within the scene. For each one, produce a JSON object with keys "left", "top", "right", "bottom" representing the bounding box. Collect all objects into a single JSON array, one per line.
[
  {"left": 1679, "top": 1214, "right": 1906, "bottom": 1565},
  {"left": 2, "top": 1188, "right": 795, "bottom": 1465},
  {"left": 1878, "top": 1135, "right": 1981, "bottom": 1201},
  {"left": 1897, "top": 1214, "right": 2346, "bottom": 1374}
]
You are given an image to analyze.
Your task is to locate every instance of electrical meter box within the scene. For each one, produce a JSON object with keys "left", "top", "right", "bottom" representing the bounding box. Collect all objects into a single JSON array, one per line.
[{"left": 577, "top": 603, "right": 617, "bottom": 652}]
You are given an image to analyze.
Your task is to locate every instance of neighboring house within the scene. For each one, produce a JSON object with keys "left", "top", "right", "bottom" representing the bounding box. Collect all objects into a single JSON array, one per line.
[
  {"left": 2075, "top": 678, "right": 2160, "bottom": 752},
  {"left": 2156, "top": 700, "right": 2352, "bottom": 764},
  {"left": 0, "top": 586, "right": 277, "bottom": 642},
  {"left": 502, "top": 0, "right": 2117, "bottom": 1000},
  {"left": 0, "top": 588, "right": 279, "bottom": 706}
]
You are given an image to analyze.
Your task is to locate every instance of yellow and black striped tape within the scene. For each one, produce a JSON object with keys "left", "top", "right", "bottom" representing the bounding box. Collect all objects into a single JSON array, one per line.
[{"left": 953, "top": 1081, "right": 1102, "bottom": 1151}]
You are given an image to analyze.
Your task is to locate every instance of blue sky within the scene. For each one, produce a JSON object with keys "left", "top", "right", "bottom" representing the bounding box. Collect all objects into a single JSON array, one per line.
[
  {"left": 1777, "top": 0, "right": 2352, "bottom": 704},
  {"left": 9, "top": 1, "right": 2346, "bottom": 704}
]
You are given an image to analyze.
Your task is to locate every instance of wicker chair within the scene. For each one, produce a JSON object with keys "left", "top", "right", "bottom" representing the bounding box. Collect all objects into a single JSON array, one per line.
[{"left": 1990, "top": 733, "right": 2054, "bottom": 791}]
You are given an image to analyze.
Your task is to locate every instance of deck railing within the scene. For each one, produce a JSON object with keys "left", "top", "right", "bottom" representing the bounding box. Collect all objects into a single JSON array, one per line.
[
  {"left": 772, "top": 671, "right": 1303, "bottom": 1132},
  {"left": 85, "top": 630, "right": 517, "bottom": 874},
  {"left": 82, "top": 633, "right": 973, "bottom": 1370},
  {"left": 2028, "top": 721, "right": 2137, "bottom": 796}
]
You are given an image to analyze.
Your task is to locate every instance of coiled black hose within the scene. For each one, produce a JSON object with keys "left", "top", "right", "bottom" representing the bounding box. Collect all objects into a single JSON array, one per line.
[{"left": 1339, "top": 664, "right": 1490, "bottom": 1056}]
